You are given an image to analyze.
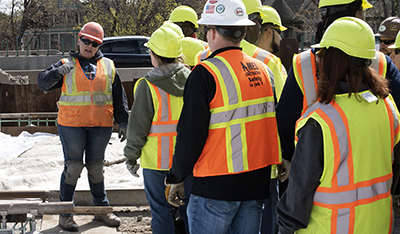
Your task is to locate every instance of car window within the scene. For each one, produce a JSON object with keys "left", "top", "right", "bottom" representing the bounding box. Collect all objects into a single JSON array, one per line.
[
  {"left": 137, "top": 39, "right": 149, "bottom": 54},
  {"left": 112, "top": 40, "right": 139, "bottom": 53},
  {"left": 99, "top": 43, "right": 112, "bottom": 53}
]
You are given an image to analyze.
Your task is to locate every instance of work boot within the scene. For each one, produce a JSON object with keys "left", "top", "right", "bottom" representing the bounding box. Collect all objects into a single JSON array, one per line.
[
  {"left": 59, "top": 215, "right": 79, "bottom": 232},
  {"left": 94, "top": 213, "right": 121, "bottom": 227}
]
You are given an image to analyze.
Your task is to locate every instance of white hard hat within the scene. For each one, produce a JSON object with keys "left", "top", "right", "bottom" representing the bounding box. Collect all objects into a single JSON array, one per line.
[{"left": 197, "top": 0, "right": 255, "bottom": 26}]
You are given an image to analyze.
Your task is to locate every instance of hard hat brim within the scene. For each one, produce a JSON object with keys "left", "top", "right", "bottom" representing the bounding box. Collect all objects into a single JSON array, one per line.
[{"left": 197, "top": 18, "right": 255, "bottom": 26}]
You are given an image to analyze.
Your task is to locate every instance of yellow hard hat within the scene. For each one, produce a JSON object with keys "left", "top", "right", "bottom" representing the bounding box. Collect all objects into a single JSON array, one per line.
[
  {"left": 197, "top": 0, "right": 255, "bottom": 26},
  {"left": 388, "top": 31, "right": 400, "bottom": 49},
  {"left": 169, "top": 6, "right": 199, "bottom": 28},
  {"left": 311, "top": 17, "right": 375, "bottom": 59},
  {"left": 181, "top": 37, "right": 205, "bottom": 66},
  {"left": 260, "top": 6, "right": 287, "bottom": 31},
  {"left": 162, "top": 21, "right": 184, "bottom": 39},
  {"left": 319, "top": 0, "right": 373, "bottom": 9},
  {"left": 241, "top": 0, "right": 263, "bottom": 15},
  {"left": 147, "top": 27, "right": 182, "bottom": 58}
]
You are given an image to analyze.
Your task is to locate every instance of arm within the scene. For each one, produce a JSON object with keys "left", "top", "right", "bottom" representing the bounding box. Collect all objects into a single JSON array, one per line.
[
  {"left": 276, "top": 119, "right": 323, "bottom": 234},
  {"left": 124, "top": 80, "right": 153, "bottom": 163},
  {"left": 385, "top": 55, "right": 400, "bottom": 107},
  {"left": 167, "top": 65, "right": 216, "bottom": 184},
  {"left": 112, "top": 71, "right": 129, "bottom": 125},
  {"left": 37, "top": 60, "right": 65, "bottom": 91},
  {"left": 276, "top": 66, "right": 304, "bottom": 162}
]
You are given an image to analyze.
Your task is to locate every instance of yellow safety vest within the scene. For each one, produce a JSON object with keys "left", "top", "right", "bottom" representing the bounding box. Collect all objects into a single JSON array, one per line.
[
  {"left": 58, "top": 57, "right": 115, "bottom": 127},
  {"left": 295, "top": 92, "right": 400, "bottom": 234},
  {"left": 193, "top": 49, "right": 281, "bottom": 177},
  {"left": 134, "top": 78, "right": 183, "bottom": 170},
  {"left": 293, "top": 50, "right": 387, "bottom": 114}
]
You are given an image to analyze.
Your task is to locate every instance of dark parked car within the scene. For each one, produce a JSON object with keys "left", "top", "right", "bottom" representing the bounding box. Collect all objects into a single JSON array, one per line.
[{"left": 99, "top": 36, "right": 153, "bottom": 68}]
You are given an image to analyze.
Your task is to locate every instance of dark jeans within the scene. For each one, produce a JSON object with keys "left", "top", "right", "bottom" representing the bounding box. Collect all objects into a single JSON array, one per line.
[{"left": 58, "top": 124, "right": 113, "bottom": 215}]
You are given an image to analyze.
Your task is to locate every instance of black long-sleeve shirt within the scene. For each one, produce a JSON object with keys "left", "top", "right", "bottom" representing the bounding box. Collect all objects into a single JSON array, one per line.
[
  {"left": 167, "top": 47, "right": 271, "bottom": 201},
  {"left": 37, "top": 50, "right": 129, "bottom": 125}
]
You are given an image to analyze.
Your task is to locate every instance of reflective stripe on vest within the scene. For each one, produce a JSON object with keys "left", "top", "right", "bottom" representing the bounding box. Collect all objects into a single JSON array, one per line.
[
  {"left": 293, "top": 50, "right": 387, "bottom": 113},
  {"left": 134, "top": 78, "right": 183, "bottom": 170},
  {"left": 59, "top": 57, "right": 114, "bottom": 105},
  {"left": 296, "top": 93, "right": 398, "bottom": 234},
  {"left": 370, "top": 51, "right": 387, "bottom": 77},
  {"left": 194, "top": 50, "right": 281, "bottom": 177}
]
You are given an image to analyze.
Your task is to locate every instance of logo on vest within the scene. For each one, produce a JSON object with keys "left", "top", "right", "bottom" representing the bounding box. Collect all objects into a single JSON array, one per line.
[{"left": 241, "top": 62, "right": 263, "bottom": 87}]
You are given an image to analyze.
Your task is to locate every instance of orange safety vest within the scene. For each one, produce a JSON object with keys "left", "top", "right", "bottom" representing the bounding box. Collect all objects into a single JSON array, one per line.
[
  {"left": 193, "top": 49, "right": 281, "bottom": 177},
  {"left": 134, "top": 78, "right": 183, "bottom": 170},
  {"left": 293, "top": 50, "right": 387, "bottom": 114},
  {"left": 57, "top": 57, "right": 115, "bottom": 127},
  {"left": 295, "top": 93, "right": 400, "bottom": 234}
]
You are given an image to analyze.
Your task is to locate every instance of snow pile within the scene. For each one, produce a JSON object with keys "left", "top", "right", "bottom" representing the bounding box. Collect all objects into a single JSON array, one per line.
[{"left": 0, "top": 131, "right": 144, "bottom": 191}]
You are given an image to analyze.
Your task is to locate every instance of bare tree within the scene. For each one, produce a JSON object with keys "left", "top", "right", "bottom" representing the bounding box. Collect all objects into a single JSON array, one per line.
[{"left": 292, "top": 0, "right": 320, "bottom": 47}]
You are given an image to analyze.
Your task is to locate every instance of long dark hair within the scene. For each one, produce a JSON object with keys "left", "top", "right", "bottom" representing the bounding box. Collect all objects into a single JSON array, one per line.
[
  {"left": 317, "top": 48, "right": 389, "bottom": 104},
  {"left": 315, "top": 0, "right": 362, "bottom": 43}
]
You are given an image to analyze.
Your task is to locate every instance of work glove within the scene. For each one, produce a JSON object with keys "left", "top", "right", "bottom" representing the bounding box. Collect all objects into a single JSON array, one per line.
[
  {"left": 118, "top": 122, "right": 127, "bottom": 142},
  {"left": 126, "top": 160, "right": 140, "bottom": 178},
  {"left": 277, "top": 159, "right": 291, "bottom": 182},
  {"left": 57, "top": 64, "right": 74, "bottom": 76},
  {"left": 164, "top": 177, "right": 185, "bottom": 207}
]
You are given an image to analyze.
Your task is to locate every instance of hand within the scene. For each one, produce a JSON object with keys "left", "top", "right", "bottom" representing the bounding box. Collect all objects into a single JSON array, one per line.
[
  {"left": 126, "top": 161, "right": 140, "bottom": 177},
  {"left": 118, "top": 126, "right": 127, "bottom": 142},
  {"left": 164, "top": 177, "right": 185, "bottom": 207},
  {"left": 277, "top": 159, "right": 291, "bottom": 182},
  {"left": 57, "top": 64, "right": 74, "bottom": 76}
]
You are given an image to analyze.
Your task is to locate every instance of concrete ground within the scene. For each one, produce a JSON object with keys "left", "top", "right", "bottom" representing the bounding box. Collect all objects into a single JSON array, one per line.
[{"left": 2, "top": 206, "right": 152, "bottom": 234}]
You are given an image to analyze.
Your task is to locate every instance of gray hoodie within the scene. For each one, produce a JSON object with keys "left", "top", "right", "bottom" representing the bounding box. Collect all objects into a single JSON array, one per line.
[{"left": 124, "top": 63, "right": 191, "bottom": 164}]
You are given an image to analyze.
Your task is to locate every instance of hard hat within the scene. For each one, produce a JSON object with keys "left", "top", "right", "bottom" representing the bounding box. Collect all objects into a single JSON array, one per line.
[
  {"left": 147, "top": 27, "right": 182, "bottom": 58},
  {"left": 162, "top": 21, "right": 185, "bottom": 39},
  {"left": 375, "top": 17, "right": 400, "bottom": 38},
  {"left": 388, "top": 31, "right": 400, "bottom": 49},
  {"left": 79, "top": 22, "right": 104, "bottom": 43},
  {"left": 311, "top": 17, "right": 375, "bottom": 59},
  {"left": 197, "top": 0, "right": 255, "bottom": 26},
  {"left": 181, "top": 37, "right": 205, "bottom": 66},
  {"left": 319, "top": 0, "right": 373, "bottom": 9},
  {"left": 241, "top": 0, "right": 263, "bottom": 15},
  {"left": 260, "top": 6, "right": 287, "bottom": 31},
  {"left": 169, "top": 6, "right": 199, "bottom": 28}
]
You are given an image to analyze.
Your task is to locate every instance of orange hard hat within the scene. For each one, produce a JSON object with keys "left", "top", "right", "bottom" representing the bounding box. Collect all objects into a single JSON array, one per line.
[{"left": 79, "top": 22, "right": 104, "bottom": 43}]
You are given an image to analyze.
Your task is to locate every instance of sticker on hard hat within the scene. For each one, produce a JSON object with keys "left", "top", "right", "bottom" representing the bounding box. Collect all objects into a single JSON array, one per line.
[
  {"left": 206, "top": 5, "right": 215, "bottom": 13},
  {"left": 379, "top": 25, "right": 386, "bottom": 32},
  {"left": 235, "top": 7, "right": 244, "bottom": 17},
  {"left": 209, "top": 0, "right": 218, "bottom": 4},
  {"left": 390, "top": 25, "right": 399, "bottom": 31},
  {"left": 216, "top": 4, "right": 225, "bottom": 14}
]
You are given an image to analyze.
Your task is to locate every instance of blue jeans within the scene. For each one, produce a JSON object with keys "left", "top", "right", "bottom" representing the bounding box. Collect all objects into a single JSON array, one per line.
[
  {"left": 260, "top": 178, "right": 279, "bottom": 234},
  {"left": 143, "top": 169, "right": 193, "bottom": 234},
  {"left": 58, "top": 124, "right": 113, "bottom": 212},
  {"left": 187, "top": 194, "right": 264, "bottom": 234}
]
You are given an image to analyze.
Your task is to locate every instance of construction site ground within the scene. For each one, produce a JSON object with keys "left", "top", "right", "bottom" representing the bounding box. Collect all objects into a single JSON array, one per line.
[{"left": 8, "top": 206, "right": 153, "bottom": 234}]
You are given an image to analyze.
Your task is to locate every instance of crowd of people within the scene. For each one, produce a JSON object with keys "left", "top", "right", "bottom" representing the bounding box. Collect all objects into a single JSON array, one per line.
[{"left": 37, "top": 0, "right": 400, "bottom": 233}]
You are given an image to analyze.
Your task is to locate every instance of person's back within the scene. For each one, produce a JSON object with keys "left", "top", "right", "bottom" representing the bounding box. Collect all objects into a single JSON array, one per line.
[
  {"left": 277, "top": 16, "right": 400, "bottom": 234},
  {"left": 165, "top": 0, "right": 281, "bottom": 233},
  {"left": 124, "top": 26, "right": 192, "bottom": 234}
]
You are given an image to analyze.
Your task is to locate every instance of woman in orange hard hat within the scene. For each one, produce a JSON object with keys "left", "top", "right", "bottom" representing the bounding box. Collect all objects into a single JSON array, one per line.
[{"left": 38, "top": 22, "right": 129, "bottom": 232}]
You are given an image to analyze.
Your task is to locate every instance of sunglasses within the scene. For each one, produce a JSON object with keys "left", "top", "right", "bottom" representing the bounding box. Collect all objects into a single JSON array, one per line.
[
  {"left": 80, "top": 37, "right": 100, "bottom": 47},
  {"left": 204, "top": 26, "right": 215, "bottom": 35},
  {"left": 379, "top": 39, "right": 395, "bottom": 45},
  {"left": 395, "top": 49, "right": 400, "bottom": 55}
]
